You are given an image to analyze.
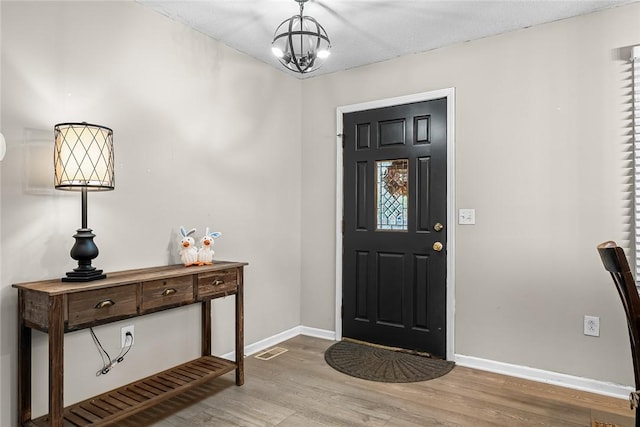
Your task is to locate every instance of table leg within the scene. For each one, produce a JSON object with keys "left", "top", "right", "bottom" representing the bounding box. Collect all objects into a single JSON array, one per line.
[
  {"left": 17, "top": 290, "right": 32, "bottom": 426},
  {"left": 201, "top": 300, "right": 212, "bottom": 356},
  {"left": 49, "top": 294, "right": 64, "bottom": 427},
  {"left": 236, "top": 268, "right": 244, "bottom": 386}
]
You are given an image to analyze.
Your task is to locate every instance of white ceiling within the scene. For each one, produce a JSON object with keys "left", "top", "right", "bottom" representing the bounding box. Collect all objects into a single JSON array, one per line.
[{"left": 137, "top": 0, "right": 636, "bottom": 78}]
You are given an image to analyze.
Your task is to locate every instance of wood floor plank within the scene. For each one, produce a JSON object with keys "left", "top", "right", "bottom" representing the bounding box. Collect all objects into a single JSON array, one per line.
[
  {"left": 504, "top": 376, "right": 633, "bottom": 417},
  {"left": 115, "top": 335, "right": 633, "bottom": 427},
  {"left": 277, "top": 413, "right": 343, "bottom": 427},
  {"left": 195, "top": 388, "right": 296, "bottom": 425},
  {"left": 591, "top": 409, "right": 635, "bottom": 427}
]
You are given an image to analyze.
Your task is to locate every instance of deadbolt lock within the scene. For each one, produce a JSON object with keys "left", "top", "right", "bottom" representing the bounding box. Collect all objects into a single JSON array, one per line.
[
  {"left": 433, "top": 242, "right": 443, "bottom": 252},
  {"left": 434, "top": 222, "right": 444, "bottom": 232}
]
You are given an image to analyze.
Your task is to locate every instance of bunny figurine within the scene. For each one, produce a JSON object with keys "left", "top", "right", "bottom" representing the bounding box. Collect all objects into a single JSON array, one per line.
[
  {"left": 178, "top": 226, "right": 200, "bottom": 267},
  {"left": 198, "top": 227, "right": 222, "bottom": 265}
]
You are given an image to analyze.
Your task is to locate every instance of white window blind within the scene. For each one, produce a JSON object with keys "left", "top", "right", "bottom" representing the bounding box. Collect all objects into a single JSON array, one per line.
[{"left": 633, "top": 46, "right": 640, "bottom": 279}]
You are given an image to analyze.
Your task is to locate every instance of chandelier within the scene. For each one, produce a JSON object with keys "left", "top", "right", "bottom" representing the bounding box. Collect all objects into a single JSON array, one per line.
[{"left": 271, "top": 0, "right": 331, "bottom": 74}]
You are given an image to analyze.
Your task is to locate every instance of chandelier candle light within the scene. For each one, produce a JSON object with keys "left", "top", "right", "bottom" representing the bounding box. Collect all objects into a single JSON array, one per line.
[
  {"left": 271, "top": 0, "right": 331, "bottom": 74},
  {"left": 54, "top": 122, "right": 114, "bottom": 282}
]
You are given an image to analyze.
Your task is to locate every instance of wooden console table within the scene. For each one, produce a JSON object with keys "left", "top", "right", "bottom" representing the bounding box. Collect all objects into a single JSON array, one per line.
[{"left": 13, "top": 261, "right": 247, "bottom": 426}]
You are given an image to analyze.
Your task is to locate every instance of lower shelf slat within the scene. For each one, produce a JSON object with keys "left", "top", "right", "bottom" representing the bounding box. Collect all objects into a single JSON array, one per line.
[{"left": 31, "top": 355, "right": 236, "bottom": 426}]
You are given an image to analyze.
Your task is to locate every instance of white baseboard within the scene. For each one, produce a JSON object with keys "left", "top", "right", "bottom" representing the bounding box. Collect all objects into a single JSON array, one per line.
[
  {"left": 455, "top": 354, "right": 633, "bottom": 400},
  {"left": 224, "top": 326, "right": 631, "bottom": 401},
  {"left": 244, "top": 326, "right": 303, "bottom": 356},
  {"left": 221, "top": 326, "right": 335, "bottom": 360},
  {"left": 299, "top": 326, "right": 336, "bottom": 341},
  {"left": 221, "top": 326, "right": 301, "bottom": 360}
]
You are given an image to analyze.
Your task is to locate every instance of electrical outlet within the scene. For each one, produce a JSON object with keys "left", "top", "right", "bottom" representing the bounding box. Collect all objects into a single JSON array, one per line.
[
  {"left": 584, "top": 315, "right": 600, "bottom": 337},
  {"left": 121, "top": 325, "right": 134, "bottom": 347}
]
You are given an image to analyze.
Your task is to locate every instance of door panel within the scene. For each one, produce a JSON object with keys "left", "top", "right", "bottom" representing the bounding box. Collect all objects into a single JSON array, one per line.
[
  {"left": 356, "top": 162, "right": 368, "bottom": 230},
  {"left": 417, "top": 157, "right": 431, "bottom": 232},
  {"left": 379, "top": 119, "right": 405, "bottom": 146},
  {"left": 377, "top": 252, "right": 404, "bottom": 325},
  {"left": 355, "top": 251, "right": 369, "bottom": 320},
  {"left": 342, "top": 98, "right": 447, "bottom": 357},
  {"left": 413, "top": 254, "right": 430, "bottom": 330}
]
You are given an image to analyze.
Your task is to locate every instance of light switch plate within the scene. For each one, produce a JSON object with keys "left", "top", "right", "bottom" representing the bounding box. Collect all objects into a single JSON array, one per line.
[{"left": 459, "top": 209, "right": 476, "bottom": 225}]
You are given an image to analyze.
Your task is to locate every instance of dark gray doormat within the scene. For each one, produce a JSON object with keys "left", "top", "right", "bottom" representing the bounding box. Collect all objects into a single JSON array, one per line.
[{"left": 324, "top": 340, "right": 454, "bottom": 383}]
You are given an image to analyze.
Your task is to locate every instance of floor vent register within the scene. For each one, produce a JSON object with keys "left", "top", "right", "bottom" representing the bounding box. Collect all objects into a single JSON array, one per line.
[{"left": 254, "top": 347, "right": 288, "bottom": 361}]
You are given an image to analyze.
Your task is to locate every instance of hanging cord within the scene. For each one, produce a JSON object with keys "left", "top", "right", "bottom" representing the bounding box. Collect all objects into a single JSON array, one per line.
[
  {"left": 90, "top": 327, "right": 134, "bottom": 376},
  {"left": 90, "top": 327, "right": 111, "bottom": 374}
]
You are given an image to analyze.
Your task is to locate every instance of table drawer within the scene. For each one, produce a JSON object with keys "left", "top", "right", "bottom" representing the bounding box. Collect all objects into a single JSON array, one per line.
[
  {"left": 142, "top": 276, "right": 194, "bottom": 312},
  {"left": 198, "top": 269, "right": 238, "bottom": 299},
  {"left": 68, "top": 284, "right": 138, "bottom": 327}
]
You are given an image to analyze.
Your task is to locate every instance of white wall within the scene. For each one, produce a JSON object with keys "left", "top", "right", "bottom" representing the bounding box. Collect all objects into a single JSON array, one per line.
[
  {"left": 301, "top": 3, "right": 640, "bottom": 387},
  {"left": 0, "top": 1, "right": 301, "bottom": 423}
]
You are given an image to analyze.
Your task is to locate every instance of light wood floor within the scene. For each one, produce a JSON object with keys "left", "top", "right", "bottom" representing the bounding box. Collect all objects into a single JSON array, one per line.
[{"left": 116, "top": 335, "right": 633, "bottom": 426}]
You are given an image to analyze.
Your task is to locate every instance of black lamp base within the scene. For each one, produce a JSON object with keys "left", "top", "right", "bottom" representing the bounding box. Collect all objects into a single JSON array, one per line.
[
  {"left": 62, "top": 227, "right": 107, "bottom": 283},
  {"left": 62, "top": 269, "right": 106, "bottom": 282}
]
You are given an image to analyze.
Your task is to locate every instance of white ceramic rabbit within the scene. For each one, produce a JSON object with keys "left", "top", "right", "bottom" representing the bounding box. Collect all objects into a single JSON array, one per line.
[
  {"left": 178, "top": 226, "right": 200, "bottom": 267},
  {"left": 198, "top": 227, "right": 222, "bottom": 265}
]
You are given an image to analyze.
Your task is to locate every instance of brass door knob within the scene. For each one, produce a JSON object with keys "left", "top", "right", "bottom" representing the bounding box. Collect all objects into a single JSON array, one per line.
[
  {"left": 433, "top": 242, "right": 443, "bottom": 252},
  {"left": 434, "top": 222, "right": 444, "bottom": 232}
]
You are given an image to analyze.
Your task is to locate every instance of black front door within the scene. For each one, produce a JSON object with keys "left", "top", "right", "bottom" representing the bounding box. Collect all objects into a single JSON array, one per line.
[{"left": 342, "top": 98, "right": 448, "bottom": 357}]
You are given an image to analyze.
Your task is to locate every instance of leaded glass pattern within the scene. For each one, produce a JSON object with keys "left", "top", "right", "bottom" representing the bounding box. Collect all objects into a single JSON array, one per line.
[{"left": 376, "top": 159, "right": 408, "bottom": 231}]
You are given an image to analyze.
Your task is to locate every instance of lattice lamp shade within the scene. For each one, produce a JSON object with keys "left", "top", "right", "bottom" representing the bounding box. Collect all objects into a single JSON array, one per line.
[{"left": 54, "top": 122, "right": 114, "bottom": 191}]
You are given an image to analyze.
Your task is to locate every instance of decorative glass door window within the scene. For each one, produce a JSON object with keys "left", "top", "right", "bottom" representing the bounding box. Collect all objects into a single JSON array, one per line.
[{"left": 376, "top": 159, "right": 408, "bottom": 231}]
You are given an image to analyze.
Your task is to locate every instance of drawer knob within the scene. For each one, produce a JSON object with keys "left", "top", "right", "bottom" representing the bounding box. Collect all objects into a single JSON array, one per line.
[
  {"left": 212, "top": 279, "right": 225, "bottom": 286},
  {"left": 94, "top": 299, "right": 115, "bottom": 309},
  {"left": 161, "top": 288, "right": 177, "bottom": 297}
]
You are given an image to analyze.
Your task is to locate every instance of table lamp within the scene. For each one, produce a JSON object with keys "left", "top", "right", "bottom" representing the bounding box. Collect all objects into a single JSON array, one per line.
[{"left": 54, "top": 122, "right": 114, "bottom": 282}]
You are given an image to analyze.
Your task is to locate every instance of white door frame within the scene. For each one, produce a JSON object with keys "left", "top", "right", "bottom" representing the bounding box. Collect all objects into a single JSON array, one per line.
[{"left": 335, "top": 88, "right": 456, "bottom": 360}]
